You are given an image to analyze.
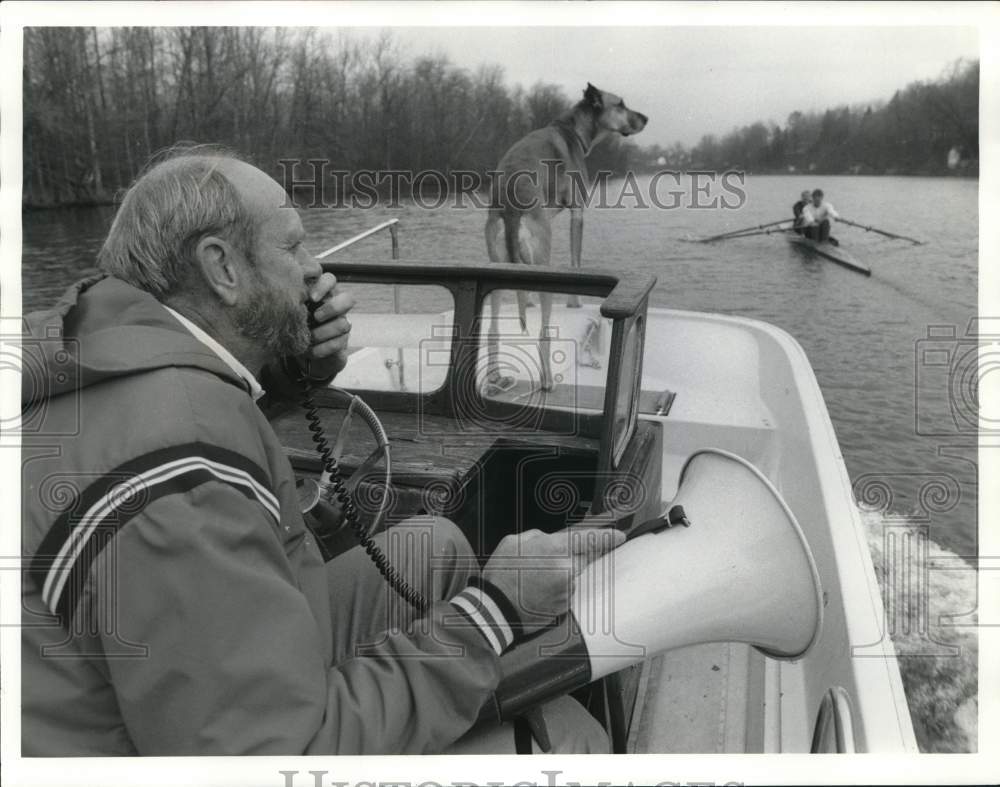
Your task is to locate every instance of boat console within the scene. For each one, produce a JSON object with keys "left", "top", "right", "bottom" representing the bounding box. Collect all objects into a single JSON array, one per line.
[
  {"left": 275, "top": 262, "right": 665, "bottom": 556},
  {"left": 272, "top": 262, "right": 666, "bottom": 749}
]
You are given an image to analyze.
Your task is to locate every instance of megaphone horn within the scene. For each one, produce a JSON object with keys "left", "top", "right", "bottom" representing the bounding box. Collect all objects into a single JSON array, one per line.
[{"left": 482, "top": 448, "right": 824, "bottom": 722}]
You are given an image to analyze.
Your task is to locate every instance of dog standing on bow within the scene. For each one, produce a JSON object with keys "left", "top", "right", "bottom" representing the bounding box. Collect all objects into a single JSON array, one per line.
[{"left": 484, "top": 83, "right": 647, "bottom": 391}]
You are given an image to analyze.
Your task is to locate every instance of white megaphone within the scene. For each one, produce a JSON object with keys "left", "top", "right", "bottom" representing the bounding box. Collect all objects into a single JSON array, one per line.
[{"left": 481, "top": 448, "right": 824, "bottom": 722}]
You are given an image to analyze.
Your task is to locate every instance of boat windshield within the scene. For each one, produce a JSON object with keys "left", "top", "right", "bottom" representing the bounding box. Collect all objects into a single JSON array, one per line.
[
  {"left": 478, "top": 289, "right": 611, "bottom": 414},
  {"left": 336, "top": 283, "right": 455, "bottom": 394}
]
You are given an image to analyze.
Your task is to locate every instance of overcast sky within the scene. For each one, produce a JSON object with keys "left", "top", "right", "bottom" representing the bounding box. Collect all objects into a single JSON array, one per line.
[{"left": 382, "top": 26, "right": 978, "bottom": 148}]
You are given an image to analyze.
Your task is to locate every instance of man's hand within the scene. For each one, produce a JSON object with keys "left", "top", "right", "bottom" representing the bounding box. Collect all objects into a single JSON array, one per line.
[
  {"left": 302, "top": 272, "right": 356, "bottom": 379},
  {"left": 482, "top": 525, "right": 625, "bottom": 635}
]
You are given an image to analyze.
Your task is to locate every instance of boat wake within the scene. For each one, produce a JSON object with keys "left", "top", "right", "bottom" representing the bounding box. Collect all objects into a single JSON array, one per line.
[
  {"left": 860, "top": 508, "right": 978, "bottom": 753},
  {"left": 868, "top": 271, "right": 953, "bottom": 318}
]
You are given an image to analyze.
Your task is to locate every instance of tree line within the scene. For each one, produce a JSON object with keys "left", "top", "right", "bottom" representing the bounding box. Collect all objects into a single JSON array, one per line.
[
  {"left": 648, "top": 58, "right": 978, "bottom": 177},
  {"left": 22, "top": 27, "right": 977, "bottom": 207}
]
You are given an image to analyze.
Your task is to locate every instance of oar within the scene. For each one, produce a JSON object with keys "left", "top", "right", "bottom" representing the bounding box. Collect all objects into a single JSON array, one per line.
[
  {"left": 713, "top": 222, "right": 795, "bottom": 240},
  {"left": 839, "top": 218, "right": 924, "bottom": 246},
  {"left": 695, "top": 218, "right": 791, "bottom": 243}
]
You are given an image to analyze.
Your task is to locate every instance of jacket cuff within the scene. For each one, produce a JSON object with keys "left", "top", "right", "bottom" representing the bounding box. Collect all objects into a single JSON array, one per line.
[{"left": 449, "top": 577, "right": 522, "bottom": 655}]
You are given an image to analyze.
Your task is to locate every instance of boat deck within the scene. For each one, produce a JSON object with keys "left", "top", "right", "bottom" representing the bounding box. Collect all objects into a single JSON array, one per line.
[{"left": 629, "top": 643, "right": 770, "bottom": 752}]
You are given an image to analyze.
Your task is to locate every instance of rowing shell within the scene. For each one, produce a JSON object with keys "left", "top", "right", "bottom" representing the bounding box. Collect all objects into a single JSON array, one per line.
[{"left": 786, "top": 233, "right": 871, "bottom": 277}]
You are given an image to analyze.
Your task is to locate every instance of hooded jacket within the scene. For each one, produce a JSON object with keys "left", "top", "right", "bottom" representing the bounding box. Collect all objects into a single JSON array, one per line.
[{"left": 20, "top": 275, "right": 508, "bottom": 756}]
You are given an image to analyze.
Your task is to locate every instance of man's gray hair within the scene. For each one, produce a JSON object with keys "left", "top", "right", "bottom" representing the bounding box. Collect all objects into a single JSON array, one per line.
[{"left": 98, "top": 145, "right": 258, "bottom": 298}]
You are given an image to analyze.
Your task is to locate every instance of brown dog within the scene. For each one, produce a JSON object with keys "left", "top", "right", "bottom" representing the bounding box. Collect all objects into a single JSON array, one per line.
[{"left": 485, "top": 83, "right": 647, "bottom": 391}]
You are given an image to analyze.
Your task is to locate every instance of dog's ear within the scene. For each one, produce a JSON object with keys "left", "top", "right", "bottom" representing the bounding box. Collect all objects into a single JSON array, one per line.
[{"left": 584, "top": 82, "right": 603, "bottom": 109}]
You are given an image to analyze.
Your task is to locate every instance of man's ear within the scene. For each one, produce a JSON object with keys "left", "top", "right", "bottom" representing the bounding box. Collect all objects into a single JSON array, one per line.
[
  {"left": 194, "top": 235, "right": 243, "bottom": 307},
  {"left": 584, "top": 82, "right": 603, "bottom": 109}
]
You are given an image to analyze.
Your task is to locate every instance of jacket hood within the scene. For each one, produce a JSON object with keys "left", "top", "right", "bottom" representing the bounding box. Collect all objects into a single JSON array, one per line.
[{"left": 21, "top": 274, "right": 247, "bottom": 407}]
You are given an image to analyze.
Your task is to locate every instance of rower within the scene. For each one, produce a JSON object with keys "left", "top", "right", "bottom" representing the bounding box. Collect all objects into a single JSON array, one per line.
[
  {"left": 792, "top": 189, "right": 811, "bottom": 235},
  {"left": 800, "top": 189, "right": 840, "bottom": 245}
]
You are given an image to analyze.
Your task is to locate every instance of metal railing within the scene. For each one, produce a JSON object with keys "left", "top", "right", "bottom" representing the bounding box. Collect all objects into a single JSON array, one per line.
[
  {"left": 316, "top": 218, "right": 407, "bottom": 391},
  {"left": 316, "top": 218, "right": 399, "bottom": 260}
]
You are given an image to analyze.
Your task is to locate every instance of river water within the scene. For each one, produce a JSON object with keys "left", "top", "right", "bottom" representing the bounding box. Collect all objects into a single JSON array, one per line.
[{"left": 19, "top": 173, "right": 979, "bottom": 751}]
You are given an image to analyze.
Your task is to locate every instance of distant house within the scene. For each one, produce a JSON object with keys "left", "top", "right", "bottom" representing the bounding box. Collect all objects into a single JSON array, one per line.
[{"left": 947, "top": 146, "right": 975, "bottom": 173}]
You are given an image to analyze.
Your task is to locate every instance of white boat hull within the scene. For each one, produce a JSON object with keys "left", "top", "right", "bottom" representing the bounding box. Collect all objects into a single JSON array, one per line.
[
  {"left": 632, "top": 306, "right": 914, "bottom": 752},
  {"left": 334, "top": 300, "right": 916, "bottom": 752}
]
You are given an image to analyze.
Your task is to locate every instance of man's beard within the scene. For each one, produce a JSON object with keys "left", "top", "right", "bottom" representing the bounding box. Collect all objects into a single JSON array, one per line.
[{"left": 232, "top": 270, "right": 311, "bottom": 359}]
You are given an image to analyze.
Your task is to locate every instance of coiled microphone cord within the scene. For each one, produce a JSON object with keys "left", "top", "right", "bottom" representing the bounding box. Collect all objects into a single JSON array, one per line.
[{"left": 298, "top": 374, "right": 429, "bottom": 614}]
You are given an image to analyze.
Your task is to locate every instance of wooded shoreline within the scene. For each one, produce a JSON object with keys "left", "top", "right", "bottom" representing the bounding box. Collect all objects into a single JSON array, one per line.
[{"left": 23, "top": 27, "right": 979, "bottom": 208}]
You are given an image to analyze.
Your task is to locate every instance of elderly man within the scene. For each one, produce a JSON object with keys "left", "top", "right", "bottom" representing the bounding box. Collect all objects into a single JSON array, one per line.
[{"left": 20, "top": 147, "right": 617, "bottom": 755}]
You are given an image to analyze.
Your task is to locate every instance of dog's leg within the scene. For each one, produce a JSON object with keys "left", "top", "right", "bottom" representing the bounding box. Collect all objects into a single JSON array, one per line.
[
  {"left": 485, "top": 288, "right": 514, "bottom": 392},
  {"left": 515, "top": 220, "right": 538, "bottom": 324},
  {"left": 485, "top": 208, "right": 503, "bottom": 263},
  {"left": 567, "top": 207, "right": 583, "bottom": 307},
  {"left": 484, "top": 210, "right": 503, "bottom": 391},
  {"left": 484, "top": 211, "right": 517, "bottom": 393},
  {"left": 523, "top": 213, "right": 555, "bottom": 391},
  {"left": 514, "top": 222, "right": 539, "bottom": 333},
  {"left": 538, "top": 291, "right": 554, "bottom": 391},
  {"left": 579, "top": 317, "right": 603, "bottom": 369}
]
